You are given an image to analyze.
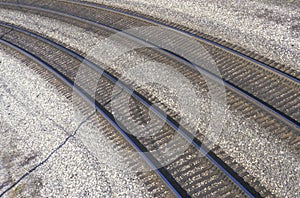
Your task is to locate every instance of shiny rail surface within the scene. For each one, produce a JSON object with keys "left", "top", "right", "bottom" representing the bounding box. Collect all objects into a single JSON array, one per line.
[
  {"left": 0, "top": 21, "right": 265, "bottom": 197},
  {"left": 69, "top": 0, "right": 300, "bottom": 81},
  {"left": 0, "top": 0, "right": 299, "bottom": 197},
  {"left": 0, "top": 1, "right": 299, "bottom": 135},
  {"left": 0, "top": 37, "right": 188, "bottom": 198}
]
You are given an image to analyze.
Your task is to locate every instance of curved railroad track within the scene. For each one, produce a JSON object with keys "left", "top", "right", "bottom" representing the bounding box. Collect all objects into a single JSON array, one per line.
[
  {"left": 71, "top": 0, "right": 300, "bottom": 81},
  {"left": 0, "top": 0, "right": 299, "bottom": 197},
  {"left": 0, "top": 21, "right": 262, "bottom": 198}
]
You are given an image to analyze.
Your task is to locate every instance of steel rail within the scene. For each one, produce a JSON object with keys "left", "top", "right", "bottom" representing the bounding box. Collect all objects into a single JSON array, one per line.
[
  {"left": 0, "top": 37, "right": 190, "bottom": 197},
  {"left": 0, "top": 22, "right": 260, "bottom": 197},
  {"left": 0, "top": 2, "right": 299, "bottom": 134},
  {"left": 68, "top": 0, "right": 300, "bottom": 84}
]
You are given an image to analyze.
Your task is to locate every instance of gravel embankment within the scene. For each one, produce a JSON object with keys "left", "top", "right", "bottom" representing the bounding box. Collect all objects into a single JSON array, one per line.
[
  {"left": 0, "top": 48, "right": 152, "bottom": 197},
  {"left": 0, "top": 7, "right": 299, "bottom": 197},
  {"left": 85, "top": 0, "right": 300, "bottom": 72}
]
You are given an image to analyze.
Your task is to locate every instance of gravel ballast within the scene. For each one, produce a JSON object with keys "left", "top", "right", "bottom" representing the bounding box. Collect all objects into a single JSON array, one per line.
[
  {"left": 0, "top": 7, "right": 299, "bottom": 197},
  {"left": 85, "top": 0, "right": 300, "bottom": 72},
  {"left": 0, "top": 48, "right": 152, "bottom": 197}
]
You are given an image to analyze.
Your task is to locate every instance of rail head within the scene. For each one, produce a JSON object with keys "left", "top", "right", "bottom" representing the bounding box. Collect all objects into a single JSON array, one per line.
[
  {"left": 0, "top": 2, "right": 299, "bottom": 135},
  {"left": 0, "top": 38, "right": 189, "bottom": 197},
  {"left": 0, "top": 21, "right": 261, "bottom": 197}
]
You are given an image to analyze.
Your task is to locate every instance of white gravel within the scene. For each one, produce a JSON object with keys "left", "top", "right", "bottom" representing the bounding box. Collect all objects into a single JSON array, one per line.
[
  {"left": 0, "top": 7, "right": 299, "bottom": 197},
  {"left": 0, "top": 8, "right": 105, "bottom": 54},
  {"left": 108, "top": 50, "right": 300, "bottom": 198},
  {"left": 0, "top": 48, "right": 152, "bottom": 197},
  {"left": 84, "top": 0, "right": 300, "bottom": 72}
]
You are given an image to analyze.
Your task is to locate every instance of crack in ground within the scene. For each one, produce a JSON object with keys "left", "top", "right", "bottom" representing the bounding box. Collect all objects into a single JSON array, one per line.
[
  {"left": 0, "top": 28, "right": 13, "bottom": 40},
  {"left": 0, "top": 111, "right": 96, "bottom": 197}
]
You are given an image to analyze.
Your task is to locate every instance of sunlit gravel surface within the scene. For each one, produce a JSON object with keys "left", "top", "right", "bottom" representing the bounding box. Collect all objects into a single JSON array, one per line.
[
  {"left": 86, "top": 0, "right": 300, "bottom": 72},
  {"left": 0, "top": 6, "right": 299, "bottom": 197},
  {"left": 0, "top": 48, "right": 152, "bottom": 197}
]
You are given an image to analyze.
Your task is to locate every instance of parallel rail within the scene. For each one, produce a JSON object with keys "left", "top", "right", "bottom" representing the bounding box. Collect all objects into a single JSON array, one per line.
[
  {"left": 0, "top": 23, "right": 262, "bottom": 197},
  {"left": 1, "top": 0, "right": 299, "bottom": 196},
  {"left": 0, "top": 37, "right": 188, "bottom": 198},
  {"left": 0, "top": 1, "right": 299, "bottom": 135},
  {"left": 69, "top": 0, "right": 300, "bottom": 84}
]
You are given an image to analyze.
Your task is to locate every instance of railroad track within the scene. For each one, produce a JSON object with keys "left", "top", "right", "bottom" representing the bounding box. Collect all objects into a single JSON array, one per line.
[
  {"left": 1, "top": 0, "right": 299, "bottom": 136},
  {"left": 0, "top": 21, "right": 262, "bottom": 198},
  {"left": 0, "top": 0, "right": 299, "bottom": 197}
]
